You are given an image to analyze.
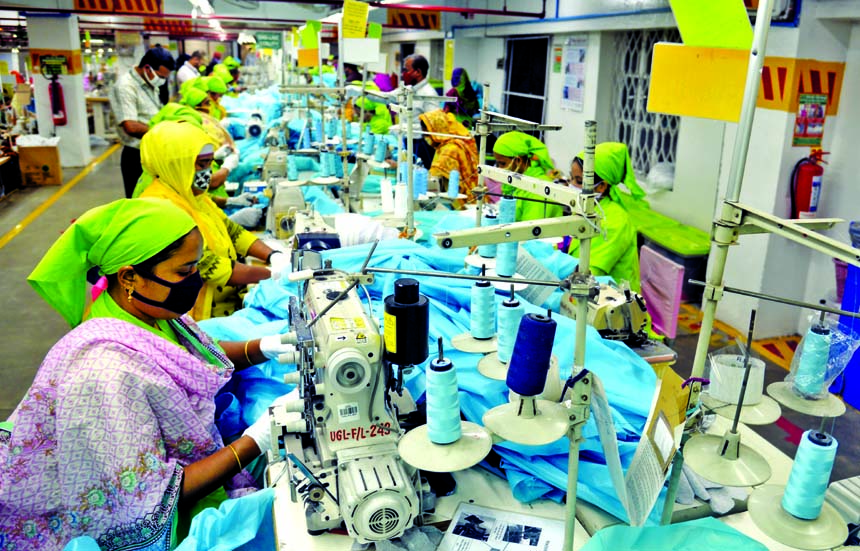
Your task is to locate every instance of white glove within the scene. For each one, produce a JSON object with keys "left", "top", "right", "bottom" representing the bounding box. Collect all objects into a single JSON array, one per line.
[
  {"left": 214, "top": 144, "right": 233, "bottom": 161},
  {"left": 221, "top": 152, "right": 240, "bottom": 172},
  {"left": 228, "top": 206, "right": 262, "bottom": 228},
  {"left": 269, "top": 251, "right": 291, "bottom": 280},
  {"left": 226, "top": 192, "right": 257, "bottom": 208},
  {"left": 259, "top": 335, "right": 296, "bottom": 361},
  {"left": 242, "top": 409, "right": 272, "bottom": 456}
]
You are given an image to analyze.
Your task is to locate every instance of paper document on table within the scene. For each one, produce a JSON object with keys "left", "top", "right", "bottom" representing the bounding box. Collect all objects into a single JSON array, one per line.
[
  {"left": 590, "top": 375, "right": 629, "bottom": 511},
  {"left": 516, "top": 247, "right": 559, "bottom": 307},
  {"left": 624, "top": 366, "right": 688, "bottom": 525},
  {"left": 437, "top": 502, "right": 564, "bottom": 551},
  {"left": 584, "top": 369, "right": 687, "bottom": 526}
]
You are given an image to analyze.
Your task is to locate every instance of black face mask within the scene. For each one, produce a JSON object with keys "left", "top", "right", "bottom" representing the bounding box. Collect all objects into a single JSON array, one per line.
[{"left": 132, "top": 270, "right": 203, "bottom": 315}]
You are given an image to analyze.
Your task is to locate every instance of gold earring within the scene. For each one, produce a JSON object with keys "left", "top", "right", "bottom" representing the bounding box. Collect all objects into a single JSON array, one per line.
[{"left": 126, "top": 286, "right": 134, "bottom": 303}]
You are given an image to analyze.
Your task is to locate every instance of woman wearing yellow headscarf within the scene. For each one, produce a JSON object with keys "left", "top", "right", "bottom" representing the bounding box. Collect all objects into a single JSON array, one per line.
[
  {"left": 417, "top": 109, "right": 478, "bottom": 209},
  {"left": 492, "top": 131, "right": 565, "bottom": 221},
  {"left": 139, "top": 120, "right": 285, "bottom": 319},
  {"left": 567, "top": 142, "right": 646, "bottom": 292}
]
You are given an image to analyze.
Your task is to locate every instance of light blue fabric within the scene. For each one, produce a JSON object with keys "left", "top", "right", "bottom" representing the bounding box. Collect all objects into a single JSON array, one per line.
[
  {"left": 62, "top": 537, "right": 101, "bottom": 551},
  {"left": 202, "top": 231, "right": 660, "bottom": 524},
  {"left": 302, "top": 186, "right": 344, "bottom": 215},
  {"left": 580, "top": 517, "right": 768, "bottom": 551},
  {"left": 176, "top": 488, "right": 276, "bottom": 551}
]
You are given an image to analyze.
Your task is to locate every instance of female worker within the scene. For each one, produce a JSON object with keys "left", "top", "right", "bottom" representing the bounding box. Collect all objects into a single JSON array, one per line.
[
  {"left": 444, "top": 67, "right": 479, "bottom": 129},
  {"left": 0, "top": 198, "right": 288, "bottom": 550},
  {"left": 353, "top": 96, "right": 393, "bottom": 135},
  {"left": 567, "top": 142, "right": 646, "bottom": 292},
  {"left": 417, "top": 109, "right": 478, "bottom": 208},
  {"left": 139, "top": 120, "right": 284, "bottom": 319},
  {"left": 492, "top": 131, "right": 565, "bottom": 221}
]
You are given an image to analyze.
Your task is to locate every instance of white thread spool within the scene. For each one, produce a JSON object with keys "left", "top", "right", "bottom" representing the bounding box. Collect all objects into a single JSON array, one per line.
[
  {"left": 394, "top": 183, "right": 408, "bottom": 219},
  {"left": 380, "top": 178, "right": 395, "bottom": 213}
]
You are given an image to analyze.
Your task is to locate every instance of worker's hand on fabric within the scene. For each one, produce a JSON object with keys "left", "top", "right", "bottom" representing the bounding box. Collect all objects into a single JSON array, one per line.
[
  {"left": 226, "top": 192, "right": 257, "bottom": 208},
  {"left": 242, "top": 409, "right": 273, "bottom": 456},
  {"left": 214, "top": 144, "right": 233, "bottom": 161},
  {"left": 221, "top": 152, "right": 240, "bottom": 172},
  {"left": 259, "top": 335, "right": 296, "bottom": 362},
  {"left": 269, "top": 251, "right": 291, "bottom": 280},
  {"left": 228, "top": 207, "right": 262, "bottom": 228}
]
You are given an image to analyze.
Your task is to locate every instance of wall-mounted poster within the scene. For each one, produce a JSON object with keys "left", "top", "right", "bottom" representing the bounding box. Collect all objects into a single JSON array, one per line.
[
  {"left": 561, "top": 35, "right": 587, "bottom": 112},
  {"left": 793, "top": 93, "right": 827, "bottom": 147}
]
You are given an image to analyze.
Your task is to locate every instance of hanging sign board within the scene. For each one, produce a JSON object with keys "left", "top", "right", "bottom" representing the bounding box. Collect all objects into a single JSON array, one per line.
[
  {"left": 342, "top": 0, "right": 369, "bottom": 39},
  {"left": 255, "top": 31, "right": 282, "bottom": 50},
  {"left": 343, "top": 38, "right": 380, "bottom": 64},
  {"left": 387, "top": 8, "right": 440, "bottom": 30}
]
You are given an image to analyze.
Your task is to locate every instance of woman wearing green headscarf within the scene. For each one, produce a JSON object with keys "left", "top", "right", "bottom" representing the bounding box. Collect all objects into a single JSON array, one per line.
[
  {"left": 180, "top": 86, "right": 211, "bottom": 113},
  {"left": 354, "top": 96, "right": 392, "bottom": 135},
  {"left": 492, "top": 131, "right": 565, "bottom": 221},
  {"left": 139, "top": 121, "right": 283, "bottom": 319},
  {"left": 4, "top": 198, "right": 289, "bottom": 550},
  {"left": 567, "top": 142, "right": 646, "bottom": 292}
]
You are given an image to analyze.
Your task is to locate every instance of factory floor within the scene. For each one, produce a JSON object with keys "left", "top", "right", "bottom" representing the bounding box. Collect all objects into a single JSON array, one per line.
[{"left": 0, "top": 143, "right": 858, "bottom": 489}]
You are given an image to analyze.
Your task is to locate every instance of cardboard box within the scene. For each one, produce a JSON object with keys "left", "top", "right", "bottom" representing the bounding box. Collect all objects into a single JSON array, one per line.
[{"left": 18, "top": 145, "right": 63, "bottom": 186}]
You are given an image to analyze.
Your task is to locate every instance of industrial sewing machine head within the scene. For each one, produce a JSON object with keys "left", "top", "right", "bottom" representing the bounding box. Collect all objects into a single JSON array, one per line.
[
  {"left": 270, "top": 252, "right": 428, "bottom": 542},
  {"left": 560, "top": 281, "right": 649, "bottom": 345}
]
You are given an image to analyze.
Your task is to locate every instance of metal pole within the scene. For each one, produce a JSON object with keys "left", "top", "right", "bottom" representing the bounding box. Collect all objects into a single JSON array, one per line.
[
  {"left": 563, "top": 120, "right": 597, "bottom": 551},
  {"left": 689, "top": 0, "right": 775, "bottom": 384},
  {"left": 475, "top": 82, "right": 491, "bottom": 227},
  {"left": 405, "top": 87, "right": 415, "bottom": 236}
]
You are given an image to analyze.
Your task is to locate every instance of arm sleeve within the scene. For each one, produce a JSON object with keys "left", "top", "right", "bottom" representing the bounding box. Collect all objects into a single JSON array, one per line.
[
  {"left": 217, "top": 209, "right": 258, "bottom": 256},
  {"left": 198, "top": 247, "right": 234, "bottom": 288}
]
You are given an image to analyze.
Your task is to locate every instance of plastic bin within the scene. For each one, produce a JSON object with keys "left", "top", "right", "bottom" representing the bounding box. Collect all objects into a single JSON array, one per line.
[{"left": 642, "top": 237, "right": 708, "bottom": 302}]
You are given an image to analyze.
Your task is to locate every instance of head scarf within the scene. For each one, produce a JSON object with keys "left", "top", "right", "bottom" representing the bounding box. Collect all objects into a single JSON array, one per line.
[
  {"left": 418, "top": 109, "right": 479, "bottom": 206},
  {"left": 223, "top": 55, "right": 241, "bottom": 71},
  {"left": 575, "top": 142, "right": 646, "bottom": 210},
  {"left": 149, "top": 102, "right": 203, "bottom": 128},
  {"left": 180, "top": 86, "right": 208, "bottom": 108},
  {"left": 355, "top": 96, "right": 392, "bottom": 135},
  {"left": 139, "top": 121, "right": 235, "bottom": 265},
  {"left": 493, "top": 131, "right": 556, "bottom": 176},
  {"left": 445, "top": 67, "right": 479, "bottom": 126},
  {"left": 211, "top": 64, "right": 234, "bottom": 85},
  {"left": 200, "top": 75, "right": 227, "bottom": 94},
  {"left": 28, "top": 198, "right": 196, "bottom": 327}
]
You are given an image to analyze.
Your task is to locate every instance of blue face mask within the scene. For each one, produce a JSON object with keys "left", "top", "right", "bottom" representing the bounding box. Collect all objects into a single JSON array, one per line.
[{"left": 132, "top": 270, "right": 203, "bottom": 314}]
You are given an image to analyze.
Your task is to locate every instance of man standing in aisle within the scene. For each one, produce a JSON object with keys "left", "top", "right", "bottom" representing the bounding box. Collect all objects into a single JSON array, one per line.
[
  {"left": 401, "top": 54, "right": 439, "bottom": 118},
  {"left": 401, "top": 54, "right": 440, "bottom": 167},
  {"left": 176, "top": 50, "right": 204, "bottom": 88},
  {"left": 109, "top": 46, "right": 175, "bottom": 198}
]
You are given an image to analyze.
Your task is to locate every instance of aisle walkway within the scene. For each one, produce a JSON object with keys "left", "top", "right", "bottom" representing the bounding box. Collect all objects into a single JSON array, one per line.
[{"left": 0, "top": 145, "right": 123, "bottom": 420}]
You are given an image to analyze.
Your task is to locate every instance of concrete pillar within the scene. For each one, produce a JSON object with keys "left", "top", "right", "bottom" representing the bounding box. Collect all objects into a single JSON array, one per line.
[{"left": 26, "top": 13, "right": 91, "bottom": 168}]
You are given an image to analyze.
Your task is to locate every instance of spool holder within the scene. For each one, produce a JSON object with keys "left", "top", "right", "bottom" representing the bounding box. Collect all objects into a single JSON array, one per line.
[{"left": 685, "top": 311, "right": 772, "bottom": 487}]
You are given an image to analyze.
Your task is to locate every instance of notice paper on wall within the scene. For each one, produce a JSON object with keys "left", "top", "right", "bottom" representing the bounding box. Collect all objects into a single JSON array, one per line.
[
  {"left": 561, "top": 35, "right": 587, "bottom": 112},
  {"left": 437, "top": 502, "right": 564, "bottom": 551}
]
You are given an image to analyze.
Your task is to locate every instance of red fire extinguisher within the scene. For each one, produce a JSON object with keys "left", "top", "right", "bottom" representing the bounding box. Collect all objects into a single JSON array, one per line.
[
  {"left": 790, "top": 150, "right": 827, "bottom": 219},
  {"left": 48, "top": 75, "right": 67, "bottom": 127}
]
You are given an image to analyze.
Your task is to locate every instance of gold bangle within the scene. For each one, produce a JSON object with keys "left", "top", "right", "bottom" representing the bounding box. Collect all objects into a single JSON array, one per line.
[
  {"left": 227, "top": 444, "right": 243, "bottom": 471},
  {"left": 243, "top": 340, "right": 253, "bottom": 365}
]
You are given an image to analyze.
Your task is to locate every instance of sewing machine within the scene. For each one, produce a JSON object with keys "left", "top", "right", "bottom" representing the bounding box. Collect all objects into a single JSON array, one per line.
[
  {"left": 266, "top": 178, "right": 306, "bottom": 240},
  {"left": 560, "top": 282, "right": 649, "bottom": 345},
  {"left": 269, "top": 264, "right": 426, "bottom": 543},
  {"left": 292, "top": 210, "right": 341, "bottom": 252}
]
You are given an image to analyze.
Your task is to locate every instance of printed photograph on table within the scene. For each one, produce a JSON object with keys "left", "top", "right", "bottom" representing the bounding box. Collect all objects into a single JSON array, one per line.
[{"left": 792, "top": 93, "right": 827, "bottom": 146}]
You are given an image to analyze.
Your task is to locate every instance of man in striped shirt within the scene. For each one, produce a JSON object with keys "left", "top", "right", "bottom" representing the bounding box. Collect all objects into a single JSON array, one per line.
[{"left": 109, "top": 47, "right": 175, "bottom": 198}]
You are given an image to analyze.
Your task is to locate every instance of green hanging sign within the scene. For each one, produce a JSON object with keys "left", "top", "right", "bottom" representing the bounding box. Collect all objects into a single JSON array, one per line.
[{"left": 255, "top": 31, "right": 283, "bottom": 50}]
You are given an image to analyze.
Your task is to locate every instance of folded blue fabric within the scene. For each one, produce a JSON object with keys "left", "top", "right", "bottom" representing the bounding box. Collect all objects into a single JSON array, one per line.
[{"left": 176, "top": 489, "right": 276, "bottom": 551}]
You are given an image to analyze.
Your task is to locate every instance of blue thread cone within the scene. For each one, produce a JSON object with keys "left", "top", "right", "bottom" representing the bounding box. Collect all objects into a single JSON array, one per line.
[
  {"left": 498, "top": 296, "right": 524, "bottom": 364},
  {"left": 506, "top": 314, "right": 557, "bottom": 396},
  {"left": 470, "top": 281, "right": 496, "bottom": 339},
  {"left": 448, "top": 169, "right": 460, "bottom": 199},
  {"left": 782, "top": 430, "right": 838, "bottom": 519}
]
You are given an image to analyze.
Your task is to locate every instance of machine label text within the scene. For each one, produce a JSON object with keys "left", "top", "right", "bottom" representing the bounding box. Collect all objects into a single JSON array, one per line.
[{"left": 329, "top": 423, "right": 392, "bottom": 442}]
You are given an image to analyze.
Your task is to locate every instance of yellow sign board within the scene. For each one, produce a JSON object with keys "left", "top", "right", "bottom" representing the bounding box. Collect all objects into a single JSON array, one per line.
[
  {"left": 669, "top": 0, "right": 753, "bottom": 49},
  {"left": 342, "top": 0, "right": 369, "bottom": 39}
]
